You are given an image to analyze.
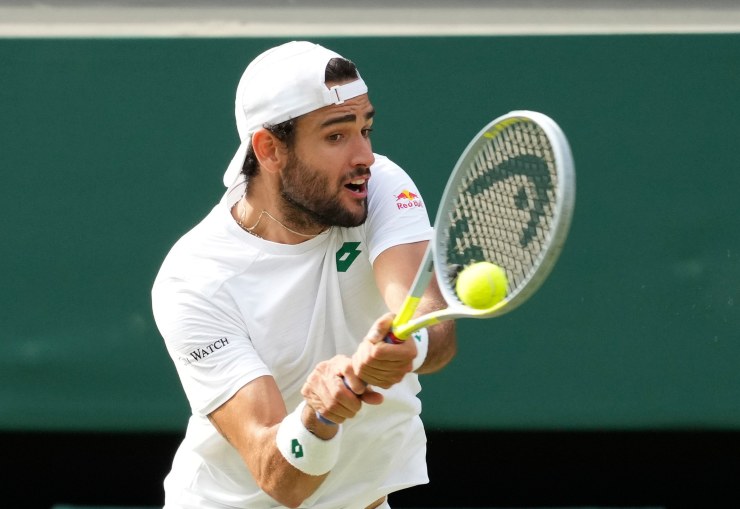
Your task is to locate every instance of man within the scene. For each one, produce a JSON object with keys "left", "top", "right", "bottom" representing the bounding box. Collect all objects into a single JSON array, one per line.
[{"left": 152, "top": 41, "right": 456, "bottom": 509}]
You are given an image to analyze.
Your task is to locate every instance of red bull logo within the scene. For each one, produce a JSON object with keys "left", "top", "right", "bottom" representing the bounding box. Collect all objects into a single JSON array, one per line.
[{"left": 395, "top": 189, "right": 424, "bottom": 210}]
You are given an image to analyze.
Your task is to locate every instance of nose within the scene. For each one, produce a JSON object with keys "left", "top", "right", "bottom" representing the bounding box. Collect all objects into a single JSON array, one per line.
[{"left": 352, "top": 135, "right": 375, "bottom": 169}]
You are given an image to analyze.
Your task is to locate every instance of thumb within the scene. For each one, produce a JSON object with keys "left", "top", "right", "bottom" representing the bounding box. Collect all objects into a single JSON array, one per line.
[
  {"left": 359, "top": 386, "right": 384, "bottom": 405},
  {"left": 366, "top": 312, "right": 396, "bottom": 344}
]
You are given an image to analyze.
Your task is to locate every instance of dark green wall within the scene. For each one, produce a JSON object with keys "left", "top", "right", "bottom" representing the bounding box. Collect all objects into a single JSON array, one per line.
[{"left": 2, "top": 35, "right": 739, "bottom": 432}]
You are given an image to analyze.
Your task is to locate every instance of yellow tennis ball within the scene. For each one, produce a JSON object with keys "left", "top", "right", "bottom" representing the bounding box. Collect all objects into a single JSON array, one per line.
[{"left": 455, "top": 262, "right": 508, "bottom": 309}]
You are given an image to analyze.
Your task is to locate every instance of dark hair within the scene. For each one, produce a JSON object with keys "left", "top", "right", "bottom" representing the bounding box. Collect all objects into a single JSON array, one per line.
[{"left": 241, "top": 57, "right": 360, "bottom": 178}]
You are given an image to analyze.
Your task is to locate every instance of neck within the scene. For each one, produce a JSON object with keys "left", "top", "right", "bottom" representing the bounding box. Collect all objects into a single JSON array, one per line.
[{"left": 232, "top": 196, "right": 327, "bottom": 244}]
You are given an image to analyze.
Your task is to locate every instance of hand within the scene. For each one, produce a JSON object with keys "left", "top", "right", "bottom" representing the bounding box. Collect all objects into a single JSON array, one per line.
[
  {"left": 352, "top": 312, "right": 417, "bottom": 389},
  {"left": 301, "top": 355, "right": 383, "bottom": 425}
]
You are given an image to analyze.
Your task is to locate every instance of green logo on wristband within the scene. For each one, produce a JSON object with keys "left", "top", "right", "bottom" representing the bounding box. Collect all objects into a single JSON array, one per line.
[{"left": 291, "top": 438, "right": 304, "bottom": 459}]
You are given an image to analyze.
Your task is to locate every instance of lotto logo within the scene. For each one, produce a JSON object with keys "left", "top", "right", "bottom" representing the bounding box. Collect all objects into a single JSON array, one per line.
[{"left": 291, "top": 438, "right": 304, "bottom": 459}]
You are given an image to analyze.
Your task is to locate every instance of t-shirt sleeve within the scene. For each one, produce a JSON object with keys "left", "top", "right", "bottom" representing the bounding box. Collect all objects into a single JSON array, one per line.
[
  {"left": 365, "top": 156, "right": 433, "bottom": 263},
  {"left": 152, "top": 278, "right": 271, "bottom": 416}
]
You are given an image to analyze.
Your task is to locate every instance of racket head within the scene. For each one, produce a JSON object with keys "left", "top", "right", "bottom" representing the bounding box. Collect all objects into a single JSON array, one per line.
[{"left": 431, "top": 110, "right": 576, "bottom": 320}]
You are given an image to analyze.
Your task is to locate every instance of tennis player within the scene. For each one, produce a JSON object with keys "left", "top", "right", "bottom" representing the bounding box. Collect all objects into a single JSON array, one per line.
[{"left": 152, "top": 41, "right": 457, "bottom": 509}]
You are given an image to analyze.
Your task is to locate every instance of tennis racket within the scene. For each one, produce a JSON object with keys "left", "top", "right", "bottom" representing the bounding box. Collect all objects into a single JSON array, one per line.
[{"left": 387, "top": 110, "right": 576, "bottom": 343}]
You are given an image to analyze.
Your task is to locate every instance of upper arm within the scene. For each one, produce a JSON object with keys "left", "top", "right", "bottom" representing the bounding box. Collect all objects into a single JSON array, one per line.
[
  {"left": 154, "top": 283, "right": 326, "bottom": 506},
  {"left": 372, "top": 240, "right": 432, "bottom": 313},
  {"left": 373, "top": 241, "right": 448, "bottom": 318}
]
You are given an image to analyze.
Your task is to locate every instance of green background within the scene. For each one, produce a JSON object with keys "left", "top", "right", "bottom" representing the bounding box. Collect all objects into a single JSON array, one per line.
[{"left": 2, "top": 35, "right": 739, "bottom": 432}]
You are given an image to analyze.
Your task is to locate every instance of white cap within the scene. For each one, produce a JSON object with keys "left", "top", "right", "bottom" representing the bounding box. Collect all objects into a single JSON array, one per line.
[{"left": 222, "top": 41, "right": 368, "bottom": 187}]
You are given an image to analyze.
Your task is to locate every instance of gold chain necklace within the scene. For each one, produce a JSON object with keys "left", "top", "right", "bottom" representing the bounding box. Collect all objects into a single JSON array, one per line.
[
  {"left": 235, "top": 199, "right": 263, "bottom": 239},
  {"left": 235, "top": 197, "right": 325, "bottom": 239}
]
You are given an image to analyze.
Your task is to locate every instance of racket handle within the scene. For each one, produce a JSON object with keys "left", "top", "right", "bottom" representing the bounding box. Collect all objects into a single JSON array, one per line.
[
  {"left": 385, "top": 332, "right": 404, "bottom": 344},
  {"left": 342, "top": 376, "right": 365, "bottom": 396},
  {"left": 315, "top": 411, "right": 337, "bottom": 426}
]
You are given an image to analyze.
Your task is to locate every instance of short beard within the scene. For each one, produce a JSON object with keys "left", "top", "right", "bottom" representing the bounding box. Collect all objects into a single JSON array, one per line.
[{"left": 279, "top": 153, "right": 369, "bottom": 229}]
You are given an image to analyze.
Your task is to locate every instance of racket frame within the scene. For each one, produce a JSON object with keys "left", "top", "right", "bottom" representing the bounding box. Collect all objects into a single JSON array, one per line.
[{"left": 391, "top": 110, "right": 575, "bottom": 340}]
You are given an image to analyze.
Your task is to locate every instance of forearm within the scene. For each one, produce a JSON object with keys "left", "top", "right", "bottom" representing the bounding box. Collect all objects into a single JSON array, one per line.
[
  {"left": 415, "top": 319, "right": 456, "bottom": 374},
  {"left": 245, "top": 403, "right": 339, "bottom": 507},
  {"left": 245, "top": 427, "right": 328, "bottom": 508},
  {"left": 209, "top": 377, "right": 344, "bottom": 509},
  {"left": 409, "top": 291, "right": 457, "bottom": 374}
]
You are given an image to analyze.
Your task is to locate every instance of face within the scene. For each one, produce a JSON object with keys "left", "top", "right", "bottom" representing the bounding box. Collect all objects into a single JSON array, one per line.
[{"left": 277, "top": 92, "right": 375, "bottom": 229}]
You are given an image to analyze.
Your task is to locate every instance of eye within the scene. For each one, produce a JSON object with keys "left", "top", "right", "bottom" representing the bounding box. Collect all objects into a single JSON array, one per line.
[{"left": 362, "top": 128, "right": 374, "bottom": 138}]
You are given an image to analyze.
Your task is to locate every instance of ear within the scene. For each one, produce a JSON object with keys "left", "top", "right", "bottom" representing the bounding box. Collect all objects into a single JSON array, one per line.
[{"left": 251, "top": 128, "right": 288, "bottom": 174}]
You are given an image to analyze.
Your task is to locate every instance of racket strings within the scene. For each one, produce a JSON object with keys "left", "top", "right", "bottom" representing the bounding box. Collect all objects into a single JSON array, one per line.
[{"left": 444, "top": 121, "right": 558, "bottom": 294}]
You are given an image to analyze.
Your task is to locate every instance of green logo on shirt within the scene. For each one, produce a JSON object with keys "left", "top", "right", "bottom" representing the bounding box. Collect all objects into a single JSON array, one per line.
[
  {"left": 291, "top": 438, "right": 304, "bottom": 459},
  {"left": 336, "top": 242, "right": 361, "bottom": 272}
]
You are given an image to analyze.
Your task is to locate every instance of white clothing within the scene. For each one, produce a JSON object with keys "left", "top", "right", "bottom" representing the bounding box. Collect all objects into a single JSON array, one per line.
[{"left": 152, "top": 154, "right": 433, "bottom": 508}]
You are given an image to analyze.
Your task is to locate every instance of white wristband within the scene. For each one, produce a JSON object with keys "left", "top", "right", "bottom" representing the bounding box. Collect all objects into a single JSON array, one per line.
[
  {"left": 410, "top": 328, "right": 429, "bottom": 372},
  {"left": 275, "top": 401, "right": 343, "bottom": 476}
]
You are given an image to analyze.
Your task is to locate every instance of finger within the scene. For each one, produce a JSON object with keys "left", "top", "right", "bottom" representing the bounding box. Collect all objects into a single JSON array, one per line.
[
  {"left": 320, "top": 375, "right": 364, "bottom": 423},
  {"left": 301, "top": 379, "right": 334, "bottom": 421},
  {"left": 358, "top": 369, "right": 408, "bottom": 389},
  {"left": 359, "top": 386, "right": 384, "bottom": 405},
  {"left": 341, "top": 375, "right": 366, "bottom": 396},
  {"left": 365, "top": 312, "right": 395, "bottom": 344},
  {"left": 302, "top": 372, "right": 350, "bottom": 422},
  {"left": 357, "top": 351, "right": 415, "bottom": 378},
  {"left": 362, "top": 339, "right": 418, "bottom": 364}
]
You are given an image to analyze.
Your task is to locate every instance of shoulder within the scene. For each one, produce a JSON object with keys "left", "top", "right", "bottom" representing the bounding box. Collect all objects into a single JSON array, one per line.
[
  {"left": 153, "top": 204, "right": 256, "bottom": 298},
  {"left": 367, "top": 153, "right": 426, "bottom": 210},
  {"left": 369, "top": 153, "right": 407, "bottom": 178},
  {"left": 367, "top": 154, "right": 420, "bottom": 199}
]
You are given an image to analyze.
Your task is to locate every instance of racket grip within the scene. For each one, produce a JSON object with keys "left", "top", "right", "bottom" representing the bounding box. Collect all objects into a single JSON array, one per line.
[
  {"left": 342, "top": 376, "right": 365, "bottom": 396},
  {"left": 315, "top": 411, "right": 338, "bottom": 426},
  {"left": 384, "top": 332, "right": 404, "bottom": 344}
]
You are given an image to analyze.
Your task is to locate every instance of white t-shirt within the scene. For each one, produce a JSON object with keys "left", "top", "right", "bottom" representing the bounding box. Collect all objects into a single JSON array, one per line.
[{"left": 152, "top": 154, "right": 433, "bottom": 509}]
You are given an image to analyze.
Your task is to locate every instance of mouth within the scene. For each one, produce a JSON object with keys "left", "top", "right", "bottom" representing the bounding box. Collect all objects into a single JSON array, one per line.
[{"left": 344, "top": 175, "right": 370, "bottom": 197}]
